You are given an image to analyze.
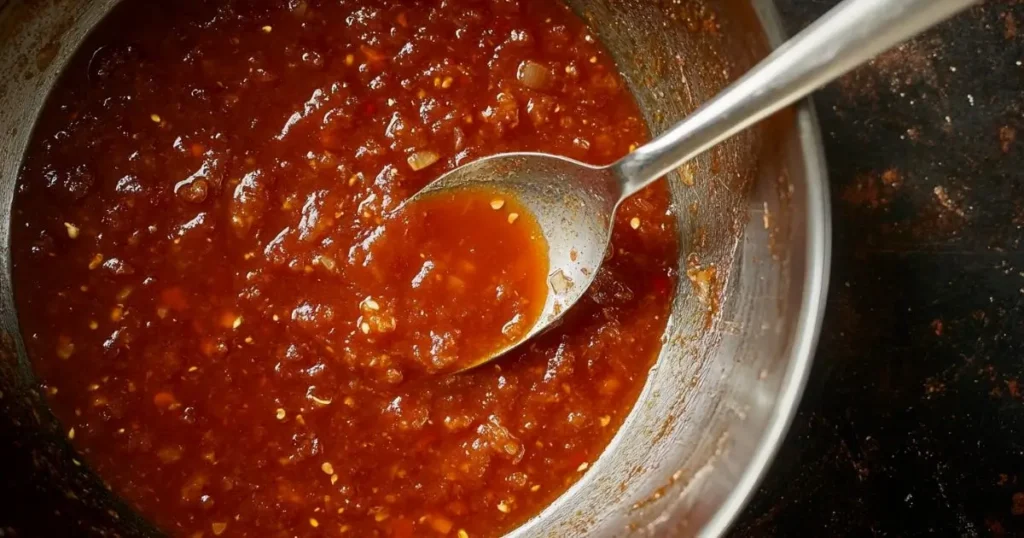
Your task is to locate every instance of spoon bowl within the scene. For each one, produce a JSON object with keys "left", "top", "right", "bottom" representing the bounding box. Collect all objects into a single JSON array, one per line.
[{"left": 405, "top": 152, "right": 622, "bottom": 371}]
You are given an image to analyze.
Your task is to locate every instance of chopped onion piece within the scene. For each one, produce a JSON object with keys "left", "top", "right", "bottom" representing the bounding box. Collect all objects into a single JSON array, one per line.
[
  {"left": 407, "top": 150, "right": 440, "bottom": 171},
  {"left": 517, "top": 60, "right": 550, "bottom": 90}
]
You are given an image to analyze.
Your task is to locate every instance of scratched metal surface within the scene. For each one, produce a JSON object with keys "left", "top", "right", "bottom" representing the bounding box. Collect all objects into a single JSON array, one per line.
[{"left": 732, "top": 0, "right": 1024, "bottom": 536}]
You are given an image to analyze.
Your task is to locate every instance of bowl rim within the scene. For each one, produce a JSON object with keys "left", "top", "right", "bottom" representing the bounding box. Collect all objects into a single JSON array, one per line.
[{"left": 697, "top": 2, "right": 832, "bottom": 536}]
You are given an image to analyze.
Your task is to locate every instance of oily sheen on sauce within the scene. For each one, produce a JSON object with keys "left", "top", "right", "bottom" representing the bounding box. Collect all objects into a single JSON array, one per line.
[{"left": 12, "top": 0, "right": 679, "bottom": 536}]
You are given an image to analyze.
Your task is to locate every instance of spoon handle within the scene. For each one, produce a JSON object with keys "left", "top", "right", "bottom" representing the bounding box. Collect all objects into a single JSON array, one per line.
[{"left": 611, "top": 0, "right": 979, "bottom": 198}]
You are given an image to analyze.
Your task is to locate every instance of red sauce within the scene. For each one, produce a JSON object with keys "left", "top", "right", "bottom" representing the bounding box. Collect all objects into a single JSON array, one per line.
[
  {"left": 12, "top": 1, "right": 679, "bottom": 536},
  {"left": 370, "top": 188, "right": 549, "bottom": 373}
]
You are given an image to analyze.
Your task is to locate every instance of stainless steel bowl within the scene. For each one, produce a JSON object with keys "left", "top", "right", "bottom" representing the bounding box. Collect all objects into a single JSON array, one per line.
[{"left": 0, "top": 1, "right": 829, "bottom": 536}]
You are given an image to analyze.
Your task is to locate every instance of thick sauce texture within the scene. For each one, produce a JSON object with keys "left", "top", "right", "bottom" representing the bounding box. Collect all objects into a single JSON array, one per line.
[
  {"left": 374, "top": 188, "right": 550, "bottom": 373},
  {"left": 13, "top": 1, "right": 678, "bottom": 537}
]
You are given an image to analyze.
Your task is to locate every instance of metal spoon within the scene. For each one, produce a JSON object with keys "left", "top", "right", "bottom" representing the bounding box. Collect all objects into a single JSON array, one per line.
[{"left": 408, "top": 0, "right": 978, "bottom": 372}]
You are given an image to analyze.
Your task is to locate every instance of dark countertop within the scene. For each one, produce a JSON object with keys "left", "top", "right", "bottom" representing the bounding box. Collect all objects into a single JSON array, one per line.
[{"left": 732, "top": 1, "right": 1024, "bottom": 536}]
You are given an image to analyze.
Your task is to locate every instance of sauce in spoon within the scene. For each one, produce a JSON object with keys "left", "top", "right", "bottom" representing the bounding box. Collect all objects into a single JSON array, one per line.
[{"left": 369, "top": 188, "right": 548, "bottom": 374}]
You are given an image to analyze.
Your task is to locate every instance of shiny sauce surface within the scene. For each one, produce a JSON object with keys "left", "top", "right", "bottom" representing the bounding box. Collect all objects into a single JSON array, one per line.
[
  {"left": 13, "top": 0, "right": 679, "bottom": 536},
  {"left": 373, "top": 188, "right": 550, "bottom": 373}
]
